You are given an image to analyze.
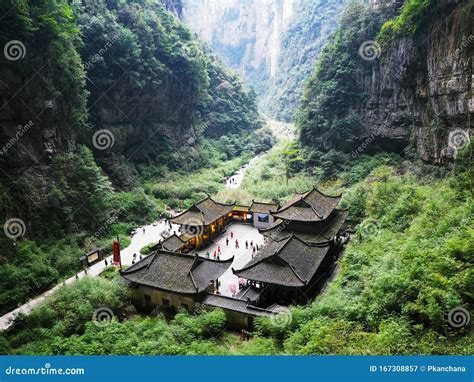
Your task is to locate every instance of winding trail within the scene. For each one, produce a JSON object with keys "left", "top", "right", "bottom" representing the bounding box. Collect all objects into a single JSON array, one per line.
[
  {"left": 225, "top": 155, "right": 260, "bottom": 189},
  {"left": 0, "top": 220, "right": 181, "bottom": 331}
]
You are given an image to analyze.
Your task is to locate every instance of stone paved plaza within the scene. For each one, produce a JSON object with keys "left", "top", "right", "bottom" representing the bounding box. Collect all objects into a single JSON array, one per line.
[{"left": 195, "top": 223, "right": 265, "bottom": 297}]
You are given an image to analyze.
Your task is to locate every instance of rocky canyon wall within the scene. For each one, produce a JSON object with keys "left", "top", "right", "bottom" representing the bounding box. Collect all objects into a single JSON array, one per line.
[
  {"left": 353, "top": 0, "right": 473, "bottom": 163},
  {"left": 181, "top": 0, "right": 347, "bottom": 120},
  {"left": 298, "top": 0, "right": 473, "bottom": 164}
]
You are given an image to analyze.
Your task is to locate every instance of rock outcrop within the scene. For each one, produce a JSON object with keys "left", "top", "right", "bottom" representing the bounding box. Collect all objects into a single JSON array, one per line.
[{"left": 360, "top": 0, "right": 472, "bottom": 163}]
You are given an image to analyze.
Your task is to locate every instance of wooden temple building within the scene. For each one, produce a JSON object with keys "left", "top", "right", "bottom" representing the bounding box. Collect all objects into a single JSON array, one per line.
[
  {"left": 169, "top": 196, "right": 235, "bottom": 249},
  {"left": 232, "top": 187, "right": 348, "bottom": 306},
  {"left": 121, "top": 250, "right": 233, "bottom": 312}
]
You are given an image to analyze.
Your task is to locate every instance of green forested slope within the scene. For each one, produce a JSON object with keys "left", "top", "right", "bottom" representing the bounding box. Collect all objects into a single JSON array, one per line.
[
  {"left": 3, "top": 146, "right": 472, "bottom": 355},
  {"left": 0, "top": 0, "right": 267, "bottom": 314}
]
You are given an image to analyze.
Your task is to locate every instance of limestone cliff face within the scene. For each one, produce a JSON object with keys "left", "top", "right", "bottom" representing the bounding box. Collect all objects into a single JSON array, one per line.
[
  {"left": 182, "top": 0, "right": 296, "bottom": 99},
  {"left": 0, "top": 64, "right": 78, "bottom": 171},
  {"left": 264, "top": 0, "right": 348, "bottom": 121},
  {"left": 298, "top": 0, "right": 472, "bottom": 164},
  {"left": 0, "top": 1, "right": 201, "bottom": 191},
  {"left": 356, "top": 0, "right": 473, "bottom": 163},
  {"left": 0, "top": 0, "right": 262, "bottom": 230},
  {"left": 85, "top": 68, "right": 200, "bottom": 187}
]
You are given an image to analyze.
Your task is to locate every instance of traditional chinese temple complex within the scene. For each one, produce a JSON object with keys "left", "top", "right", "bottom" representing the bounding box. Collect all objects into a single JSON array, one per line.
[{"left": 121, "top": 187, "right": 348, "bottom": 328}]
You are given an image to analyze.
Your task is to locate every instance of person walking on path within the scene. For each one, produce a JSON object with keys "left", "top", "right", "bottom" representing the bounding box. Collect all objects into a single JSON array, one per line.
[
  {"left": 226, "top": 237, "right": 229, "bottom": 246},
  {"left": 252, "top": 246, "right": 256, "bottom": 257},
  {"left": 143, "top": 227, "right": 146, "bottom": 234},
  {"left": 250, "top": 240, "right": 253, "bottom": 247},
  {"left": 213, "top": 250, "right": 217, "bottom": 259},
  {"left": 231, "top": 231, "right": 234, "bottom": 239},
  {"left": 217, "top": 246, "right": 221, "bottom": 254},
  {"left": 206, "top": 251, "right": 210, "bottom": 258},
  {"left": 235, "top": 239, "right": 239, "bottom": 249},
  {"left": 245, "top": 240, "right": 248, "bottom": 249}
]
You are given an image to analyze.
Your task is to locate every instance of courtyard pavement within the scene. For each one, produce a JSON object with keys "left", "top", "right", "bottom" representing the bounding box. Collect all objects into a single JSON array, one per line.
[{"left": 195, "top": 223, "right": 265, "bottom": 297}]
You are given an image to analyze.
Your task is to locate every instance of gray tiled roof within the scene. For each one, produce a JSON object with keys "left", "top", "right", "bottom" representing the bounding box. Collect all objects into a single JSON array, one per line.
[
  {"left": 272, "top": 187, "right": 341, "bottom": 222},
  {"left": 121, "top": 250, "right": 233, "bottom": 294},
  {"left": 202, "top": 293, "right": 275, "bottom": 317},
  {"left": 234, "top": 285, "right": 262, "bottom": 301},
  {"left": 234, "top": 236, "right": 330, "bottom": 287},
  {"left": 249, "top": 201, "right": 280, "bottom": 214},
  {"left": 261, "top": 209, "right": 349, "bottom": 244},
  {"left": 170, "top": 197, "right": 235, "bottom": 226},
  {"left": 160, "top": 233, "right": 186, "bottom": 252}
]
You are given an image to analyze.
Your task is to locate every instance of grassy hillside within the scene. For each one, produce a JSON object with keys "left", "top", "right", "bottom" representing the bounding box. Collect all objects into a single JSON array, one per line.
[{"left": 4, "top": 143, "right": 472, "bottom": 355}]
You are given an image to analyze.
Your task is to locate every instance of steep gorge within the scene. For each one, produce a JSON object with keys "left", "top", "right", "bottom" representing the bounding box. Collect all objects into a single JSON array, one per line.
[
  {"left": 0, "top": 0, "right": 264, "bottom": 315},
  {"left": 182, "top": 0, "right": 296, "bottom": 100},
  {"left": 181, "top": 0, "right": 346, "bottom": 119}
]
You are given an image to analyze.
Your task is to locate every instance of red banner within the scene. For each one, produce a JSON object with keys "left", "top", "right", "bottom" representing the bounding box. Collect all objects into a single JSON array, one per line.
[{"left": 113, "top": 240, "right": 121, "bottom": 266}]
